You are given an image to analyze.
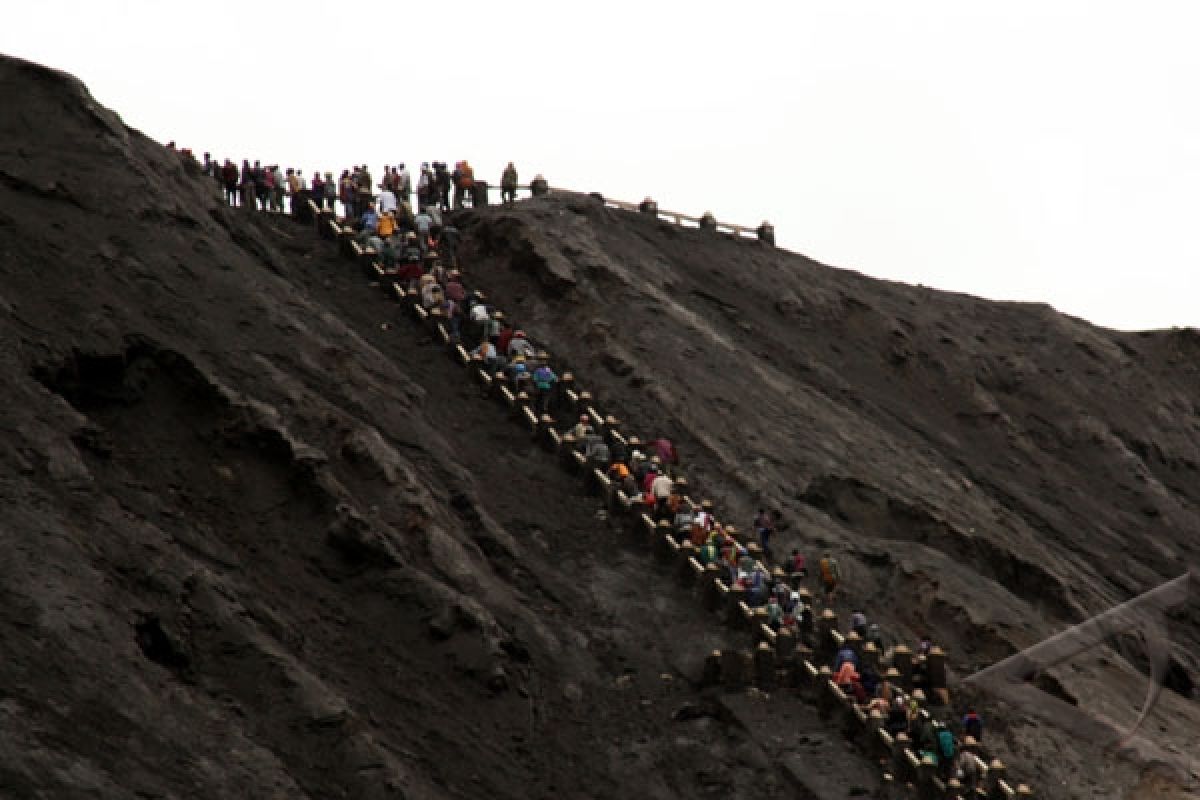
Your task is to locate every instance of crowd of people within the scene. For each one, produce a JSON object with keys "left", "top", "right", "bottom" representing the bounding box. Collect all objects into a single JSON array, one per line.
[
  {"left": 196, "top": 155, "right": 523, "bottom": 218},
  {"left": 246, "top": 155, "right": 1020, "bottom": 799}
]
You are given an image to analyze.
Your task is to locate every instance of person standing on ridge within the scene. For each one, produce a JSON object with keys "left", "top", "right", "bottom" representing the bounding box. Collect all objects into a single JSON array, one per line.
[
  {"left": 451, "top": 162, "right": 464, "bottom": 210},
  {"left": 323, "top": 172, "right": 337, "bottom": 210},
  {"left": 239, "top": 159, "right": 255, "bottom": 211},
  {"left": 417, "top": 163, "right": 433, "bottom": 211},
  {"left": 222, "top": 160, "right": 238, "bottom": 206},
  {"left": 435, "top": 162, "right": 451, "bottom": 211},
  {"left": 501, "top": 162, "right": 518, "bottom": 204},
  {"left": 396, "top": 163, "right": 412, "bottom": 207}
]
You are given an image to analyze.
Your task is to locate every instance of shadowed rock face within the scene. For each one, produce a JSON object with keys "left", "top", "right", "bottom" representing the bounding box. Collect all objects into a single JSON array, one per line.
[{"left": 0, "top": 52, "right": 1195, "bottom": 799}]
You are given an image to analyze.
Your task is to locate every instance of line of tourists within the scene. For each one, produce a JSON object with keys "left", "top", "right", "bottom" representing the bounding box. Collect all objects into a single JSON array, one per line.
[{"left": 285, "top": 167, "right": 1026, "bottom": 800}]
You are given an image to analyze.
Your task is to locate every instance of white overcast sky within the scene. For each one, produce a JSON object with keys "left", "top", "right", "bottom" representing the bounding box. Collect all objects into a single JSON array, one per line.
[{"left": 5, "top": 1, "right": 1198, "bottom": 331}]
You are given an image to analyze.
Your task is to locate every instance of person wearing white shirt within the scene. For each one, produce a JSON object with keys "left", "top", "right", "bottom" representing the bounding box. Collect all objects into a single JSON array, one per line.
[{"left": 378, "top": 187, "right": 397, "bottom": 214}]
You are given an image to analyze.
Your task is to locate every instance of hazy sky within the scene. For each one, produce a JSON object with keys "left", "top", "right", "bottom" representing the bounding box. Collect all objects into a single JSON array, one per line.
[{"left": 5, "top": 1, "right": 1198, "bottom": 331}]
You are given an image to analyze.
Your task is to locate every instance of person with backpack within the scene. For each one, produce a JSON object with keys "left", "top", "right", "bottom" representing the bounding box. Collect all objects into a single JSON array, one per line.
[
  {"left": 531, "top": 363, "right": 557, "bottom": 414},
  {"left": 501, "top": 162, "right": 518, "bottom": 204},
  {"left": 818, "top": 551, "right": 841, "bottom": 605}
]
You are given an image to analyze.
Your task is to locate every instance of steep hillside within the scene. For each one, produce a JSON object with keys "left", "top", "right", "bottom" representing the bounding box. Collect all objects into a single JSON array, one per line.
[
  {"left": 0, "top": 52, "right": 1196, "bottom": 800},
  {"left": 457, "top": 196, "right": 1200, "bottom": 793},
  {"left": 0, "top": 55, "right": 858, "bottom": 800}
]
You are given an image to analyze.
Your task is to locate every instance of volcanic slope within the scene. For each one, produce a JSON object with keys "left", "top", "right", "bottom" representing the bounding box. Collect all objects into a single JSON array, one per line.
[
  {"left": 1, "top": 52, "right": 1197, "bottom": 800},
  {"left": 455, "top": 198, "right": 1200, "bottom": 794},
  {"left": 0, "top": 54, "right": 890, "bottom": 800}
]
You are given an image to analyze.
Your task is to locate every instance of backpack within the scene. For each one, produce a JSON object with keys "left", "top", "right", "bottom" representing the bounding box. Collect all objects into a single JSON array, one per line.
[{"left": 937, "top": 730, "right": 955, "bottom": 759}]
